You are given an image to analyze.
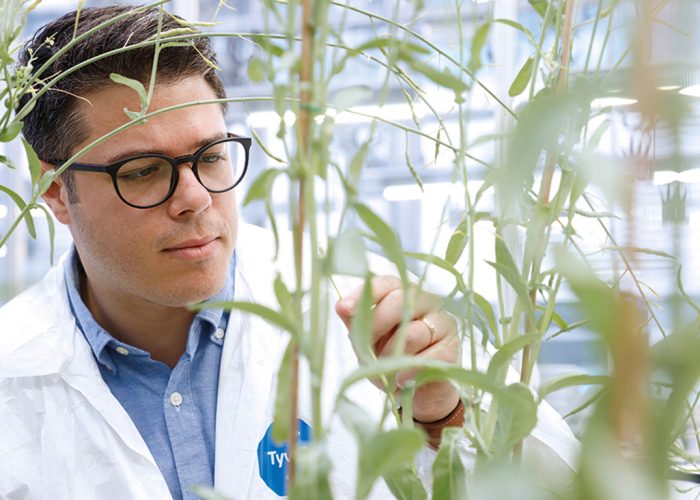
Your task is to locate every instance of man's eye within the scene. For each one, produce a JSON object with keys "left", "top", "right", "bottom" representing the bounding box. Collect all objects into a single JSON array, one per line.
[
  {"left": 119, "top": 165, "right": 160, "bottom": 182},
  {"left": 200, "top": 153, "right": 226, "bottom": 164}
]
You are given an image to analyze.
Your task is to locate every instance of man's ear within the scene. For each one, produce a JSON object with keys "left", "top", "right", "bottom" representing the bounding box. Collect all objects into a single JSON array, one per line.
[{"left": 40, "top": 160, "right": 72, "bottom": 225}]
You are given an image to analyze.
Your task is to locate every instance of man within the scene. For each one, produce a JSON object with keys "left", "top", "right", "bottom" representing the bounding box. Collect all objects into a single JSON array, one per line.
[{"left": 0, "top": 5, "right": 577, "bottom": 500}]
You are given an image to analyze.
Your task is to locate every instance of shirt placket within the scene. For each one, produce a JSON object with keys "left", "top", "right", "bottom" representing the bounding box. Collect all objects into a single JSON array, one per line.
[{"left": 164, "top": 356, "right": 213, "bottom": 499}]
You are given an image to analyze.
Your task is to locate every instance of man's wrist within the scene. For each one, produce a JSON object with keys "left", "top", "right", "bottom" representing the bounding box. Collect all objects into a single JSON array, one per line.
[{"left": 409, "top": 400, "right": 465, "bottom": 450}]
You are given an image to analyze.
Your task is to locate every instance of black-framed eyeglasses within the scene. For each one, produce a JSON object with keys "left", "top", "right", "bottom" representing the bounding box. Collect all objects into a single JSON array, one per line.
[{"left": 53, "top": 133, "right": 251, "bottom": 209}]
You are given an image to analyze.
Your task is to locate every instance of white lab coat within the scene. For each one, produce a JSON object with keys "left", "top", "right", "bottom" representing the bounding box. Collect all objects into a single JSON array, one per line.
[{"left": 0, "top": 223, "right": 578, "bottom": 499}]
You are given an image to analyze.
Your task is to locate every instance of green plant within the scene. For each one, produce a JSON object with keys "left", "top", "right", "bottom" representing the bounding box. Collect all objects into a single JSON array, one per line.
[{"left": 4, "top": 0, "right": 700, "bottom": 499}]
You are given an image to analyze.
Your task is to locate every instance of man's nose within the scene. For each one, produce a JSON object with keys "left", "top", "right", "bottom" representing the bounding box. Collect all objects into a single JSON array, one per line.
[{"left": 166, "top": 163, "right": 211, "bottom": 217}]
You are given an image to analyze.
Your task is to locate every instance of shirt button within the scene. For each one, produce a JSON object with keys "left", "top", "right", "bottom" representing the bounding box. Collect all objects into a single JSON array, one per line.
[
  {"left": 214, "top": 328, "right": 225, "bottom": 340},
  {"left": 169, "top": 392, "right": 183, "bottom": 407},
  {"left": 115, "top": 346, "right": 129, "bottom": 356}
]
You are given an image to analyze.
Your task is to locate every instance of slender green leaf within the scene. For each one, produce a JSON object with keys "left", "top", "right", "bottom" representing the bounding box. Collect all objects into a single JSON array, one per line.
[
  {"left": 251, "top": 128, "right": 284, "bottom": 164},
  {"left": 406, "top": 251, "right": 467, "bottom": 293},
  {"left": 21, "top": 137, "right": 41, "bottom": 187},
  {"left": 199, "top": 300, "right": 297, "bottom": 335},
  {"left": 538, "top": 373, "right": 609, "bottom": 400},
  {"left": 473, "top": 293, "right": 498, "bottom": 340},
  {"left": 349, "top": 36, "right": 430, "bottom": 57},
  {"left": 249, "top": 34, "right": 285, "bottom": 57},
  {"left": 397, "top": 52, "right": 468, "bottom": 97},
  {"left": 272, "top": 340, "right": 293, "bottom": 443},
  {"left": 468, "top": 21, "right": 491, "bottom": 73},
  {"left": 493, "top": 18, "right": 536, "bottom": 46},
  {"left": 432, "top": 427, "right": 468, "bottom": 500},
  {"left": 34, "top": 203, "right": 55, "bottom": 264},
  {"left": 486, "top": 333, "right": 540, "bottom": 381},
  {"left": 37, "top": 169, "right": 57, "bottom": 196},
  {"left": 244, "top": 168, "right": 284, "bottom": 206},
  {"left": 348, "top": 141, "right": 370, "bottom": 187},
  {"left": 354, "top": 202, "right": 407, "bottom": 281},
  {"left": 351, "top": 274, "right": 377, "bottom": 364},
  {"left": 0, "top": 154, "right": 16, "bottom": 169},
  {"left": 445, "top": 218, "right": 468, "bottom": 265},
  {"left": 110, "top": 73, "right": 148, "bottom": 110},
  {"left": 273, "top": 274, "right": 294, "bottom": 319},
  {"left": 336, "top": 396, "right": 376, "bottom": 445},
  {"left": 508, "top": 55, "right": 535, "bottom": 97},
  {"left": 488, "top": 237, "right": 534, "bottom": 323},
  {"left": 0, "top": 185, "right": 35, "bottom": 239},
  {"left": 563, "top": 388, "right": 606, "bottom": 419},
  {"left": 404, "top": 139, "right": 423, "bottom": 192},
  {"left": 0, "top": 121, "right": 23, "bottom": 143},
  {"left": 586, "top": 119, "right": 610, "bottom": 152},
  {"left": 357, "top": 429, "right": 425, "bottom": 500}
]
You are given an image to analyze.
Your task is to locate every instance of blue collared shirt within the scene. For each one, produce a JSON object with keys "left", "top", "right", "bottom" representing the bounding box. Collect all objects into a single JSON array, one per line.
[{"left": 64, "top": 247, "right": 234, "bottom": 500}]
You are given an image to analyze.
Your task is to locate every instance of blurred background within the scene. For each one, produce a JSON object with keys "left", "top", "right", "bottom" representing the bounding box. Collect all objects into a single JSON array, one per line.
[{"left": 2, "top": 0, "right": 700, "bottom": 438}]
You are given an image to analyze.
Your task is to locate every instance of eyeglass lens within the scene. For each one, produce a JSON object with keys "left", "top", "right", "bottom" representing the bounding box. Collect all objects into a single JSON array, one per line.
[{"left": 115, "top": 139, "right": 245, "bottom": 207}]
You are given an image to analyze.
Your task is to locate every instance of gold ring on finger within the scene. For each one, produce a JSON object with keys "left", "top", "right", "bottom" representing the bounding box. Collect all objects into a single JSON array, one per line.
[{"left": 420, "top": 317, "right": 438, "bottom": 346}]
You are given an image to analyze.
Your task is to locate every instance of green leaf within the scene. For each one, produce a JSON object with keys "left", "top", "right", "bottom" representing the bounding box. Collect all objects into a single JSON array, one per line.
[
  {"left": 397, "top": 51, "right": 468, "bottom": 97},
  {"left": 432, "top": 428, "right": 468, "bottom": 500},
  {"left": 473, "top": 293, "right": 498, "bottom": 340},
  {"left": 487, "top": 237, "right": 534, "bottom": 324},
  {"left": 350, "top": 274, "right": 376, "bottom": 364},
  {"left": 0, "top": 154, "right": 16, "bottom": 169},
  {"left": 243, "top": 168, "right": 284, "bottom": 206},
  {"left": 272, "top": 340, "right": 293, "bottom": 443},
  {"left": 347, "top": 141, "right": 370, "bottom": 188},
  {"left": 247, "top": 56, "right": 266, "bottom": 83},
  {"left": 0, "top": 121, "right": 23, "bottom": 142},
  {"left": 21, "top": 137, "right": 41, "bottom": 187},
  {"left": 37, "top": 169, "right": 57, "bottom": 196},
  {"left": 445, "top": 218, "right": 468, "bottom": 265},
  {"left": 199, "top": 300, "right": 297, "bottom": 336},
  {"left": 491, "top": 383, "right": 537, "bottom": 457},
  {"left": 331, "top": 228, "right": 368, "bottom": 277},
  {"left": 354, "top": 202, "right": 407, "bottom": 282},
  {"left": 384, "top": 464, "right": 428, "bottom": 500},
  {"left": 493, "top": 18, "right": 536, "bottom": 46},
  {"left": 123, "top": 109, "right": 145, "bottom": 121},
  {"left": 350, "top": 36, "right": 430, "bottom": 57},
  {"left": 288, "top": 443, "right": 334, "bottom": 500},
  {"left": 538, "top": 373, "right": 609, "bottom": 400},
  {"left": 404, "top": 140, "right": 423, "bottom": 192},
  {"left": 486, "top": 333, "right": 540, "bottom": 382},
  {"left": 405, "top": 251, "right": 467, "bottom": 294},
  {"left": 468, "top": 21, "right": 491, "bottom": 73},
  {"left": 508, "top": 55, "right": 535, "bottom": 97},
  {"left": 110, "top": 73, "right": 148, "bottom": 111},
  {"left": 340, "top": 357, "right": 500, "bottom": 396},
  {"left": 34, "top": 203, "right": 56, "bottom": 264},
  {"left": 528, "top": 0, "right": 549, "bottom": 18},
  {"left": 357, "top": 429, "right": 425, "bottom": 500},
  {"left": 249, "top": 34, "right": 285, "bottom": 57},
  {"left": 273, "top": 274, "right": 294, "bottom": 319},
  {"left": 0, "top": 185, "right": 35, "bottom": 239}
]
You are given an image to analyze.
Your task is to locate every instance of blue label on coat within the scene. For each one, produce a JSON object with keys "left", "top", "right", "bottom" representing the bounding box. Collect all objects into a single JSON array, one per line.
[{"left": 257, "top": 419, "right": 312, "bottom": 496}]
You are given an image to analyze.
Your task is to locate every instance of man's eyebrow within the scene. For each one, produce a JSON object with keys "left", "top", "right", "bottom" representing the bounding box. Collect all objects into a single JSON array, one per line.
[{"left": 103, "top": 133, "right": 228, "bottom": 164}]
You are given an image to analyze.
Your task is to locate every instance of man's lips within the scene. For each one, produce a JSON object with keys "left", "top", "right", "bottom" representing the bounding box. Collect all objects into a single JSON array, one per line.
[
  {"left": 162, "top": 235, "right": 220, "bottom": 259},
  {"left": 164, "top": 235, "right": 218, "bottom": 251}
]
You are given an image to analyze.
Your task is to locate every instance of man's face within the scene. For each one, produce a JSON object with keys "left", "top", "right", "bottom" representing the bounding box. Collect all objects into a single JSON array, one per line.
[{"left": 55, "top": 76, "right": 237, "bottom": 308}]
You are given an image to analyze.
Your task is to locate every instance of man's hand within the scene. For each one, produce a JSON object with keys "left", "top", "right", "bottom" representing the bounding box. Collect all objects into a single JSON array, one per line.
[{"left": 335, "top": 275, "right": 461, "bottom": 423}]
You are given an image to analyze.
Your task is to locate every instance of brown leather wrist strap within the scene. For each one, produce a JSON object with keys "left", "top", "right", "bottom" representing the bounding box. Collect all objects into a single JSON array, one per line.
[{"left": 413, "top": 400, "right": 465, "bottom": 450}]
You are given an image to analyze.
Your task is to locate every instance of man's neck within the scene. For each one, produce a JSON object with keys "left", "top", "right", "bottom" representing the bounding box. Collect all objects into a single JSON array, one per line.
[{"left": 80, "top": 272, "right": 194, "bottom": 368}]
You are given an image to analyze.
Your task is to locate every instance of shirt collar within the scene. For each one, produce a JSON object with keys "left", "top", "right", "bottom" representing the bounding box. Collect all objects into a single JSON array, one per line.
[{"left": 64, "top": 245, "right": 235, "bottom": 372}]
